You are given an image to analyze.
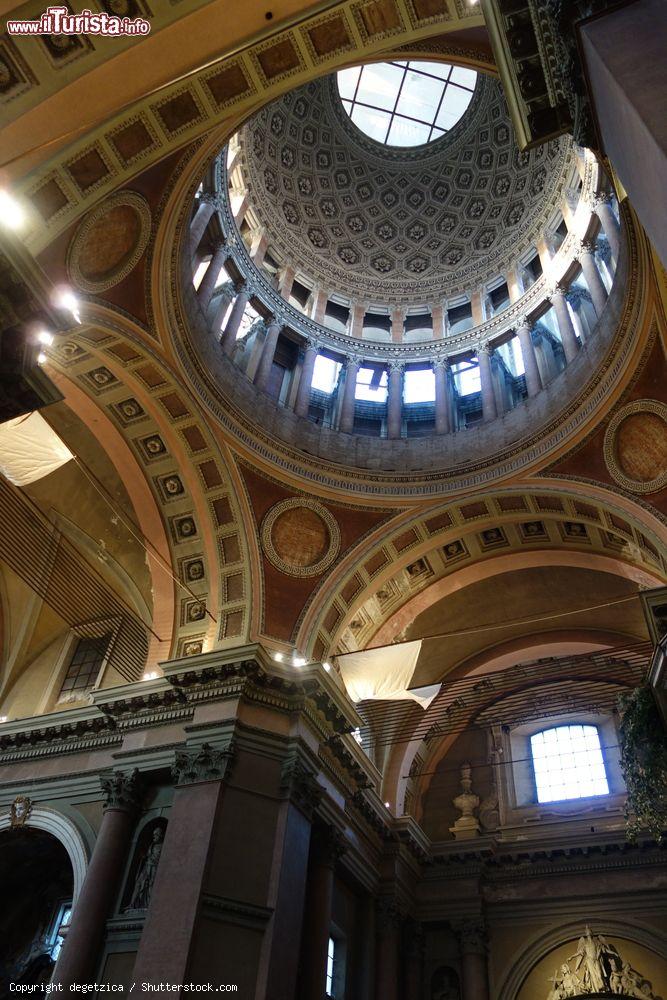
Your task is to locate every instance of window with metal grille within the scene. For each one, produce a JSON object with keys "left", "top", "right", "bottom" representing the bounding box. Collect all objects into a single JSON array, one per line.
[{"left": 59, "top": 634, "right": 110, "bottom": 698}]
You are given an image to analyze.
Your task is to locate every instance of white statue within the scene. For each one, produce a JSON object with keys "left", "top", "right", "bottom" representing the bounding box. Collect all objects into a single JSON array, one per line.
[
  {"left": 570, "top": 925, "right": 606, "bottom": 992},
  {"left": 545, "top": 927, "right": 657, "bottom": 999}
]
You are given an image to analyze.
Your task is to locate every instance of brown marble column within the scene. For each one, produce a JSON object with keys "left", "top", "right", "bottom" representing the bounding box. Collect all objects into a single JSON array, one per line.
[
  {"left": 431, "top": 303, "right": 445, "bottom": 339},
  {"left": 403, "top": 919, "right": 424, "bottom": 1000},
  {"left": 591, "top": 193, "right": 621, "bottom": 266},
  {"left": 253, "top": 316, "right": 282, "bottom": 391},
  {"left": 390, "top": 306, "right": 404, "bottom": 344},
  {"left": 189, "top": 194, "right": 216, "bottom": 256},
  {"left": 516, "top": 319, "right": 542, "bottom": 397},
  {"left": 221, "top": 284, "right": 250, "bottom": 355},
  {"left": 549, "top": 282, "right": 579, "bottom": 363},
  {"left": 310, "top": 287, "right": 328, "bottom": 324},
  {"left": 350, "top": 302, "right": 366, "bottom": 338},
  {"left": 197, "top": 243, "right": 228, "bottom": 310},
  {"left": 294, "top": 339, "right": 319, "bottom": 418},
  {"left": 52, "top": 770, "right": 140, "bottom": 987},
  {"left": 278, "top": 265, "right": 295, "bottom": 301},
  {"left": 298, "top": 825, "right": 346, "bottom": 1000},
  {"left": 131, "top": 743, "right": 233, "bottom": 983},
  {"left": 375, "top": 899, "right": 401, "bottom": 1000},
  {"left": 387, "top": 361, "right": 404, "bottom": 440},
  {"left": 433, "top": 358, "right": 451, "bottom": 435},
  {"left": 578, "top": 240, "right": 609, "bottom": 316},
  {"left": 339, "top": 355, "right": 360, "bottom": 433},
  {"left": 458, "top": 920, "right": 490, "bottom": 1000},
  {"left": 477, "top": 344, "right": 497, "bottom": 421}
]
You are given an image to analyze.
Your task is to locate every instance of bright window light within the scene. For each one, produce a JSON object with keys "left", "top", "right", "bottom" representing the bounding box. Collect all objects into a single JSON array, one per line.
[
  {"left": 326, "top": 937, "right": 336, "bottom": 997},
  {"left": 237, "top": 303, "right": 260, "bottom": 339},
  {"left": 338, "top": 61, "right": 477, "bottom": 147},
  {"left": 511, "top": 337, "right": 526, "bottom": 376},
  {"left": 531, "top": 724, "right": 610, "bottom": 803},
  {"left": 50, "top": 904, "right": 72, "bottom": 961},
  {"left": 403, "top": 368, "right": 435, "bottom": 403},
  {"left": 452, "top": 360, "right": 480, "bottom": 396},
  {"left": 312, "top": 355, "right": 341, "bottom": 394},
  {"left": 0, "top": 189, "right": 26, "bottom": 230},
  {"left": 355, "top": 367, "right": 388, "bottom": 402},
  {"left": 192, "top": 259, "right": 208, "bottom": 290}
]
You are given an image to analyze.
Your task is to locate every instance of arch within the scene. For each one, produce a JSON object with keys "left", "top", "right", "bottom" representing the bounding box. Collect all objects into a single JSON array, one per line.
[
  {"left": 0, "top": 806, "right": 89, "bottom": 904},
  {"left": 497, "top": 919, "right": 667, "bottom": 1000}
]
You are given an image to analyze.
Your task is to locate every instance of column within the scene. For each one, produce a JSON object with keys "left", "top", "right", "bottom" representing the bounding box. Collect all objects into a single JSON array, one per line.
[
  {"left": 197, "top": 243, "right": 228, "bottom": 310},
  {"left": 253, "top": 316, "right": 282, "bottom": 391},
  {"left": 390, "top": 306, "right": 404, "bottom": 344},
  {"left": 470, "top": 290, "right": 484, "bottom": 327},
  {"left": 278, "top": 266, "right": 295, "bottom": 301},
  {"left": 549, "top": 282, "right": 579, "bottom": 363},
  {"left": 221, "top": 284, "right": 250, "bottom": 355},
  {"left": 310, "top": 287, "right": 328, "bottom": 324},
  {"left": 591, "top": 193, "right": 621, "bottom": 265},
  {"left": 350, "top": 302, "right": 366, "bottom": 338},
  {"left": 386, "top": 361, "right": 404, "bottom": 440},
  {"left": 52, "top": 770, "right": 140, "bottom": 987},
  {"left": 433, "top": 358, "right": 451, "bottom": 435},
  {"left": 298, "top": 825, "right": 345, "bottom": 1000},
  {"left": 189, "top": 194, "right": 216, "bottom": 256},
  {"left": 458, "top": 921, "right": 490, "bottom": 1000},
  {"left": 431, "top": 303, "right": 445, "bottom": 339},
  {"left": 578, "top": 239, "right": 609, "bottom": 316},
  {"left": 536, "top": 235, "right": 554, "bottom": 275},
  {"left": 516, "top": 318, "right": 542, "bottom": 397},
  {"left": 339, "top": 355, "right": 360, "bottom": 434},
  {"left": 294, "top": 339, "right": 319, "bottom": 418},
  {"left": 131, "top": 744, "right": 233, "bottom": 983},
  {"left": 375, "top": 899, "right": 401, "bottom": 1000},
  {"left": 232, "top": 191, "right": 249, "bottom": 227},
  {"left": 210, "top": 282, "right": 235, "bottom": 335},
  {"left": 477, "top": 344, "right": 497, "bottom": 422}
]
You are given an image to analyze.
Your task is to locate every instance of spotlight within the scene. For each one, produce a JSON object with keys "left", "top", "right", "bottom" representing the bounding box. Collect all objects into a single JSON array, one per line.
[
  {"left": 292, "top": 656, "right": 307, "bottom": 667},
  {"left": 37, "top": 330, "right": 54, "bottom": 347},
  {"left": 384, "top": 801, "right": 391, "bottom": 808},
  {"left": 323, "top": 661, "right": 332, "bottom": 672},
  {"left": 37, "top": 352, "right": 47, "bottom": 364},
  {"left": 0, "top": 716, "right": 7, "bottom": 723},
  {"left": 272, "top": 652, "right": 284, "bottom": 662},
  {"left": 352, "top": 727, "right": 363, "bottom": 744},
  {"left": 142, "top": 671, "right": 159, "bottom": 680},
  {"left": 0, "top": 190, "right": 25, "bottom": 230},
  {"left": 54, "top": 287, "right": 81, "bottom": 324}
]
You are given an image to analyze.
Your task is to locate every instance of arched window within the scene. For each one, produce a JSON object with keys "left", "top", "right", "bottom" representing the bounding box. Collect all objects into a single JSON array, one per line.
[{"left": 530, "top": 724, "right": 610, "bottom": 803}]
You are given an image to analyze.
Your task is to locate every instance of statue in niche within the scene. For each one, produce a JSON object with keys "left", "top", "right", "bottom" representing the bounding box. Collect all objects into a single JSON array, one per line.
[
  {"left": 544, "top": 926, "right": 660, "bottom": 998},
  {"left": 127, "top": 826, "right": 164, "bottom": 911},
  {"left": 430, "top": 966, "right": 461, "bottom": 1000}
]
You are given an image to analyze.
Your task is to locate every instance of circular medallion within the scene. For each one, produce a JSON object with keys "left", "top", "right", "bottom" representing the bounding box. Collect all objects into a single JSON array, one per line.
[
  {"left": 68, "top": 190, "right": 151, "bottom": 293},
  {"left": 261, "top": 498, "right": 341, "bottom": 576},
  {"left": 604, "top": 399, "right": 667, "bottom": 493}
]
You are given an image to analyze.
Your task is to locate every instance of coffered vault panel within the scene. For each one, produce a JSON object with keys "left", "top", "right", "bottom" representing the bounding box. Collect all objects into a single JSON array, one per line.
[{"left": 233, "top": 73, "right": 575, "bottom": 304}]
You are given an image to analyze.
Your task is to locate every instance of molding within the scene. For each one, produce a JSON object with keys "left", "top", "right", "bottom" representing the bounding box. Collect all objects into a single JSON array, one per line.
[{"left": 0, "top": 805, "right": 89, "bottom": 902}]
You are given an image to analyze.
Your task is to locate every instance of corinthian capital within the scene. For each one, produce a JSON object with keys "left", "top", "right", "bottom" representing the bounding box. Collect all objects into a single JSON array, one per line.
[
  {"left": 101, "top": 769, "right": 141, "bottom": 812},
  {"left": 388, "top": 358, "right": 405, "bottom": 375},
  {"left": 172, "top": 742, "right": 234, "bottom": 786},
  {"left": 578, "top": 237, "right": 597, "bottom": 257}
]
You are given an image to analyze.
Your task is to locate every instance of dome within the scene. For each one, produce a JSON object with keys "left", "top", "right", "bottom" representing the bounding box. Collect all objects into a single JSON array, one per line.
[{"left": 229, "top": 71, "right": 576, "bottom": 307}]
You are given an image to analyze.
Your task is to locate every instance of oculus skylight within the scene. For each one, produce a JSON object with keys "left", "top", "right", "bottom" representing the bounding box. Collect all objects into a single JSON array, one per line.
[{"left": 337, "top": 61, "right": 477, "bottom": 147}]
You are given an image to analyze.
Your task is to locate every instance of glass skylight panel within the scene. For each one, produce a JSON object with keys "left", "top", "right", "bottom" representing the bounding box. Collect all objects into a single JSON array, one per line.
[
  {"left": 337, "top": 60, "right": 477, "bottom": 147},
  {"left": 453, "top": 361, "right": 481, "bottom": 396},
  {"left": 531, "top": 725, "right": 610, "bottom": 803},
  {"left": 355, "top": 367, "right": 388, "bottom": 402}
]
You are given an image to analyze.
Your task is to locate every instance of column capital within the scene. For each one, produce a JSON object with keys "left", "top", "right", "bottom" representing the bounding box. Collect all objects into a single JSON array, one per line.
[
  {"left": 387, "top": 358, "right": 405, "bottom": 375},
  {"left": 432, "top": 356, "right": 450, "bottom": 372},
  {"left": 454, "top": 918, "right": 488, "bottom": 956},
  {"left": 199, "top": 191, "right": 217, "bottom": 207},
  {"left": 478, "top": 341, "right": 495, "bottom": 357},
  {"left": 344, "top": 352, "right": 363, "bottom": 369},
  {"left": 302, "top": 335, "right": 320, "bottom": 353},
  {"left": 547, "top": 280, "right": 569, "bottom": 300},
  {"left": 311, "top": 822, "right": 347, "bottom": 868},
  {"left": 172, "top": 741, "right": 235, "bottom": 786},
  {"left": 577, "top": 237, "right": 597, "bottom": 257},
  {"left": 515, "top": 314, "right": 533, "bottom": 332},
  {"left": 590, "top": 190, "right": 612, "bottom": 210},
  {"left": 376, "top": 897, "right": 403, "bottom": 934},
  {"left": 100, "top": 768, "right": 141, "bottom": 812},
  {"left": 280, "top": 755, "right": 322, "bottom": 819},
  {"left": 266, "top": 311, "right": 284, "bottom": 329}
]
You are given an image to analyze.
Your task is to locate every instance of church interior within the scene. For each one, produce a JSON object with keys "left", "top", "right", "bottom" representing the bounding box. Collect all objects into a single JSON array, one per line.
[{"left": 0, "top": 0, "right": 666, "bottom": 996}]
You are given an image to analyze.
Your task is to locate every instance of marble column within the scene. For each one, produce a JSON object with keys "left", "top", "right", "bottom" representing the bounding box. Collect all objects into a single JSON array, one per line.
[
  {"left": 294, "top": 339, "right": 319, "bottom": 418},
  {"left": 52, "top": 770, "right": 140, "bottom": 987},
  {"left": 591, "top": 193, "right": 621, "bottom": 265},
  {"left": 516, "top": 318, "right": 542, "bottom": 397},
  {"left": 578, "top": 239, "right": 609, "bottom": 316},
  {"left": 458, "top": 921, "right": 490, "bottom": 1000},
  {"left": 506, "top": 265, "right": 523, "bottom": 303},
  {"left": 431, "top": 303, "right": 445, "bottom": 339},
  {"left": 250, "top": 229, "right": 268, "bottom": 267},
  {"left": 221, "top": 285, "right": 250, "bottom": 355},
  {"left": 253, "top": 316, "right": 282, "bottom": 391},
  {"left": 310, "top": 287, "right": 328, "bottom": 324},
  {"left": 477, "top": 345, "right": 497, "bottom": 421},
  {"left": 375, "top": 899, "right": 401, "bottom": 1000},
  {"left": 197, "top": 243, "right": 228, "bottom": 310},
  {"left": 470, "top": 290, "right": 484, "bottom": 327},
  {"left": 386, "top": 361, "right": 404, "bottom": 440},
  {"left": 299, "top": 826, "right": 345, "bottom": 1000},
  {"left": 391, "top": 306, "right": 404, "bottom": 344},
  {"left": 278, "top": 266, "right": 295, "bottom": 301},
  {"left": 433, "top": 358, "right": 451, "bottom": 435},
  {"left": 549, "top": 282, "right": 579, "bottom": 363},
  {"left": 339, "top": 355, "right": 360, "bottom": 434},
  {"left": 350, "top": 302, "right": 366, "bottom": 338},
  {"left": 189, "top": 194, "right": 216, "bottom": 256},
  {"left": 131, "top": 744, "right": 233, "bottom": 984}
]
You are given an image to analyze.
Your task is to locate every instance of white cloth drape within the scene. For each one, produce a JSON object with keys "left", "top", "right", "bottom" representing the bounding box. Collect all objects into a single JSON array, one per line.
[
  {"left": 0, "top": 412, "right": 73, "bottom": 485},
  {"left": 336, "top": 640, "right": 439, "bottom": 708}
]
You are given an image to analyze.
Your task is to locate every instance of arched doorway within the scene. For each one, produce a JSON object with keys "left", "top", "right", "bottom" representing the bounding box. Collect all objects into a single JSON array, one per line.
[{"left": 0, "top": 828, "right": 73, "bottom": 990}]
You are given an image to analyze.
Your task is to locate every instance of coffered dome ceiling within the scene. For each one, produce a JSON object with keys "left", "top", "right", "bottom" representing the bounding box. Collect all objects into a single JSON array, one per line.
[{"left": 231, "top": 72, "right": 577, "bottom": 306}]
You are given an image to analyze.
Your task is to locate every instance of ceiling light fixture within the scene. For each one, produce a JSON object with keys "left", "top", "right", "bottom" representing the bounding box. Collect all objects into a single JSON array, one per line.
[
  {"left": 0, "top": 190, "right": 25, "bottom": 230},
  {"left": 54, "top": 287, "right": 82, "bottom": 324},
  {"left": 37, "top": 352, "right": 47, "bottom": 364},
  {"left": 37, "top": 330, "right": 54, "bottom": 346}
]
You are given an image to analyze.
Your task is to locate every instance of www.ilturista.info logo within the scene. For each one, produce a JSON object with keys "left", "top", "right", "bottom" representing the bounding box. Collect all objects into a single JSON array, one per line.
[{"left": 7, "top": 5, "right": 151, "bottom": 36}]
